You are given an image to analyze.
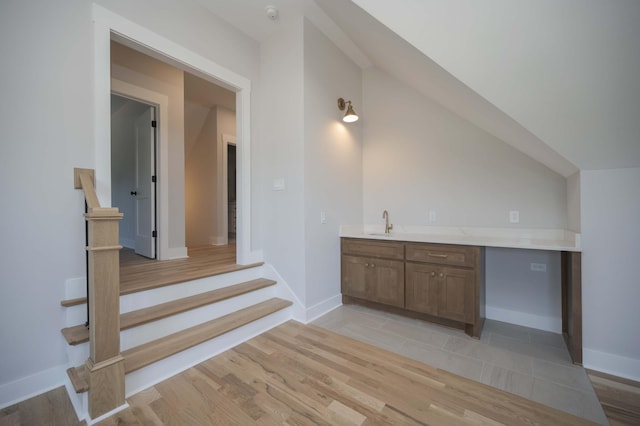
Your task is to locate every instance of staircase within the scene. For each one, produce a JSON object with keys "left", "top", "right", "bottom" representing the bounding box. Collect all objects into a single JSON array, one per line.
[
  {"left": 61, "top": 264, "right": 292, "bottom": 422},
  {"left": 67, "top": 168, "right": 294, "bottom": 422}
]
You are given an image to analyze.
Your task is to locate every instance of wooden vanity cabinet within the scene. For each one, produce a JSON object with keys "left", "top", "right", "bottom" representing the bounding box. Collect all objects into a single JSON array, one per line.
[
  {"left": 405, "top": 243, "right": 480, "bottom": 323},
  {"left": 341, "top": 238, "right": 485, "bottom": 338},
  {"left": 405, "top": 262, "right": 475, "bottom": 323},
  {"left": 341, "top": 239, "right": 405, "bottom": 308}
]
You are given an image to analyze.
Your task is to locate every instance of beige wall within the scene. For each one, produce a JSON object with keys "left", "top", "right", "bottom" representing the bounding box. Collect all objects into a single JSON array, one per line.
[{"left": 184, "top": 105, "right": 236, "bottom": 247}]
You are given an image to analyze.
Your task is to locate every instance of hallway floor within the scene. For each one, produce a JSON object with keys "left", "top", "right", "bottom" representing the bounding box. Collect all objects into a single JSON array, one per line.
[{"left": 313, "top": 304, "right": 609, "bottom": 424}]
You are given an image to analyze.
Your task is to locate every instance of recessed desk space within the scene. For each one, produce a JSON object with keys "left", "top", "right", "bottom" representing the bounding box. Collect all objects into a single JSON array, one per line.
[{"left": 339, "top": 225, "right": 583, "bottom": 364}]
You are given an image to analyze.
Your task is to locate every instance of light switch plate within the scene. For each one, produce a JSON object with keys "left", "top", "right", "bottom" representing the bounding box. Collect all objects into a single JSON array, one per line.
[
  {"left": 272, "top": 178, "right": 285, "bottom": 191},
  {"left": 509, "top": 210, "right": 520, "bottom": 223}
]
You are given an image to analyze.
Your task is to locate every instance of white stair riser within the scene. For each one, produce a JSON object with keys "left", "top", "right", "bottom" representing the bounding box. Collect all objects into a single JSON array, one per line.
[
  {"left": 66, "top": 342, "right": 89, "bottom": 367},
  {"left": 119, "top": 266, "right": 266, "bottom": 314},
  {"left": 65, "top": 304, "right": 88, "bottom": 327},
  {"left": 125, "top": 307, "right": 292, "bottom": 398},
  {"left": 119, "top": 285, "right": 276, "bottom": 351}
]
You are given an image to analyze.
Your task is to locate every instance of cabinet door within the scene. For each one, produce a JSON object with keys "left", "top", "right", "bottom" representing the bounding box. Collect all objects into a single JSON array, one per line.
[
  {"left": 438, "top": 266, "right": 475, "bottom": 323},
  {"left": 341, "top": 255, "right": 369, "bottom": 299},
  {"left": 368, "top": 258, "right": 405, "bottom": 307},
  {"left": 405, "top": 263, "right": 439, "bottom": 316}
]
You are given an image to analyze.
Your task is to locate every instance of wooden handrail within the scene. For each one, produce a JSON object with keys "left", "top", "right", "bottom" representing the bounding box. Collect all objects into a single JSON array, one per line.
[
  {"left": 73, "top": 167, "right": 125, "bottom": 419},
  {"left": 74, "top": 168, "right": 101, "bottom": 210}
]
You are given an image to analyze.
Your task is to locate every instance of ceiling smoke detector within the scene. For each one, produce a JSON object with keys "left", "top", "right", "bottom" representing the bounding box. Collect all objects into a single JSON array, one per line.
[{"left": 265, "top": 5, "right": 279, "bottom": 21}]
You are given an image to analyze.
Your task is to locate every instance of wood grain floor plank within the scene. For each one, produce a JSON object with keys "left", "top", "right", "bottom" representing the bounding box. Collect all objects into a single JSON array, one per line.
[
  {"left": 60, "top": 245, "right": 260, "bottom": 306},
  {"left": 588, "top": 369, "right": 640, "bottom": 426},
  {"left": 93, "top": 320, "right": 598, "bottom": 425}
]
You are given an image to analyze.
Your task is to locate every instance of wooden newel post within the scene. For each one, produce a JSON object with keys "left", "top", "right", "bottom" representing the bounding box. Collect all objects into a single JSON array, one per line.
[{"left": 85, "top": 207, "right": 125, "bottom": 418}]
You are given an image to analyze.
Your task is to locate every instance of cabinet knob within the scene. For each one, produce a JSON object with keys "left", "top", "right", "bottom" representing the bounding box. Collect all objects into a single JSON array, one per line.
[
  {"left": 365, "top": 263, "right": 369, "bottom": 267},
  {"left": 431, "top": 271, "right": 436, "bottom": 277},
  {"left": 439, "top": 273, "right": 444, "bottom": 278},
  {"left": 371, "top": 264, "right": 375, "bottom": 268}
]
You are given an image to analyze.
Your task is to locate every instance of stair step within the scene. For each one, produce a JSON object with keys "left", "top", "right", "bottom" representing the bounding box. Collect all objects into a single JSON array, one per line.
[
  {"left": 60, "top": 262, "right": 264, "bottom": 306},
  {"left": 67, "top": 365, "right": 89, "bottom": 393},
  {"left": 61, "top": 297, "right": 86, "bottom": 308},
  {"left": 123, "top": 297, "right": 292, "bottom": 373},
  {"left": 61, "top": 278, "right": 276, "bottom": 345}
]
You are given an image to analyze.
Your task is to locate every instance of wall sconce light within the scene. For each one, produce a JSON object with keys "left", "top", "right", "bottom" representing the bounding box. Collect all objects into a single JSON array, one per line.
[{"left": 337, "top": 97, "right": 359, "bottom": 123}]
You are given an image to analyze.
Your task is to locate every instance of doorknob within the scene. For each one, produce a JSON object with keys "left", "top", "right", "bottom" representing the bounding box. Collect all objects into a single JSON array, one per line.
[{"left": 130, "top": 191, "right": 137, "bottom": 196}]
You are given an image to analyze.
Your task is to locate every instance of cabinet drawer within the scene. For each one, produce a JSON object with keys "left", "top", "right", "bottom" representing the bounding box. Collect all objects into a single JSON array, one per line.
[
  {"left": 406, "top": 243, "right": 476, "bottom": 268},
  {"left": 341, "top": 238, "right": 404, "bottom": 260}
]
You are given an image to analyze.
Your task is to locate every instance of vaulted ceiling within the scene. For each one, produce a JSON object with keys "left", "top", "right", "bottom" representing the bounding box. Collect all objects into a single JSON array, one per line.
[{"left": 197, "top": 0, "right": 640, "bottom": 175}]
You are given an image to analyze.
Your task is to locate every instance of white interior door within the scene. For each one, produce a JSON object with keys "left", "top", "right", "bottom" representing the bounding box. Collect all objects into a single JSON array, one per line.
[{"left": 133, "top": 107, "right": 156, "bottom": 258}]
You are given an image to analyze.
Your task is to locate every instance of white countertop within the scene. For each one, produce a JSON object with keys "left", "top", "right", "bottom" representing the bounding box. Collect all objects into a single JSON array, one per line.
[{"left": 340, "top": 225, "right": 581, "bottom": 252}]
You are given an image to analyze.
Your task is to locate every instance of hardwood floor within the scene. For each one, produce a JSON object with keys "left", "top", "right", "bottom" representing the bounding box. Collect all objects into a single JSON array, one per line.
[
  {"left": 0, "top": 386, "right": 82, "bottom": 426},
  {"left": 588, "top": 369, "right": 640, "bottom": 426},
  {"left": 119, "top": 245, "right": 250, "bottom": 295},
  {"left": 5, "top": 322, "right": 639, "bottom": 425},
  {"left": 95, "top": 321, "right": 595, "bottom": 425}
]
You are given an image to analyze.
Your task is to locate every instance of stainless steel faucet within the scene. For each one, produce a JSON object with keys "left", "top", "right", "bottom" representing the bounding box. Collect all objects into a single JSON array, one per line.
[{"left": 382, "top": 210, "right": 393, "bottom": 234}]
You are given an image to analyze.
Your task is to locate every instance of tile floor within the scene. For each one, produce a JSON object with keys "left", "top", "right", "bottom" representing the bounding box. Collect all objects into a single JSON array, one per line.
[{"left": 313, "top": 304, "right": 608, "bottom": 425}]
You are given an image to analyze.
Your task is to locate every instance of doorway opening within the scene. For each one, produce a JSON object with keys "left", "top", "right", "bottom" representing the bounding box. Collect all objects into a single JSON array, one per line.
[
  {"left": 94, "top": 6, "right": 254, "bottom": 265},
  {"left": 109, "top": 39, "right": 239, "bottom": 270},
  {"left": 110, "top": 94, "right": 157, "bottom": 259}
]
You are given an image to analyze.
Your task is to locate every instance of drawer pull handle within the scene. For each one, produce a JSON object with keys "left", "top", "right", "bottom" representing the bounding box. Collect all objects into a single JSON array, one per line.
[{"left": 428, "top": 253, "right": 448, "bottom": 258}]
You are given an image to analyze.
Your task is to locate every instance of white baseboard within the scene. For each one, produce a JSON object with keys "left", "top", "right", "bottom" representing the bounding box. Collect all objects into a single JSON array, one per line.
[
  {"left": 305, "top": 295, "right": 342, "bottom": 324},
  {"left": 583, "top": 348, "right": 640, "bottom": 382},
  {"left": 486, "top": 306, "right": 561, "bottom": 333},
  {"left": 208, "top": 236, "right": 227, "bottom": 246},
  {"left": 262, "top": 263, "right": 305, "bottom": 322},
  {"left": 162, "top": 246, "right": 188, "bottom": 260},
  {"left": 0, "top": 365, "right": 66, "bottom": 410},
  {"left": 120, "top": 237, "right": 135, "bottom": 249}
]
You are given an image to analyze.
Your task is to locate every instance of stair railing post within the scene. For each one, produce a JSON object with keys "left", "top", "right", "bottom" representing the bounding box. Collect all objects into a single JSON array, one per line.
[{"left": 75, "top": 168, "right": 125, "bottom": 419}]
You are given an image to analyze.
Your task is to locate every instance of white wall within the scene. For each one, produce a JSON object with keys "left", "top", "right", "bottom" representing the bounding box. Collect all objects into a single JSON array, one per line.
[
  {"left": 362, "top": 68, "right": 568, "bottom": 330},
  {"left": 566, "top": 171, "right": 581, "bottom": 233},
  {"left": 0, "top": 0, "right": 260, "bottom": 407},
  {"left": 362, "top": 67, "right": 567, "bottom": 229},
  {"left": 0, "top": 0, "right": 93, "bottom": 404},
  {"left": 581, "top": 167, "right": 640, "bottom": 380},
  {"left": 303, "top": 19, "right": 363, "bottom": 313},
  {"left": 258, "top": 18, "right": 307, "bottom": 303},
  {"left": 486, "top": 248, "right": 562, "bottom": 332}
]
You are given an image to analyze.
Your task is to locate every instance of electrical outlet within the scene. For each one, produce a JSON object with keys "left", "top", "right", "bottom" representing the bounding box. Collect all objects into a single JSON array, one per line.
[
  {"left": 509, "top": 210, "right": 520, "bottom": 223},
  {"left": 428, "top": 210, "right": 437, "bottom": 222},
  {"left": 530, "top": 263, "right": 547, "bottom": 272}
]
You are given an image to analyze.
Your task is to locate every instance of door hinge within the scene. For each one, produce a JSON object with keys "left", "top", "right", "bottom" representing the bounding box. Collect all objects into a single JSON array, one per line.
[
  {"left": 151, "top": 175, "right": 156, "bottom": 183},
  {"left": 151, "top": 120, "right": 157, "bottom": 128},
  {"left": 152, "top": 230, "right": 157, "bottom": 238}
]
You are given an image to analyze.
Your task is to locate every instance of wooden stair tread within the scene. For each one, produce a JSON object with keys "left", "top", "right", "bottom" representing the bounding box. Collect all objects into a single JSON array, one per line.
[
  {"left": 59, "top": 262, "right": 264, "bottom": 306},
  {"left": 123, "top": 297, "right": 292, "bottom": 373},
  {"left": 60, "top": 297, "right": 86, "bottom": 308},
  {"left": 67, "top": 365, "right": 89, "bottom": 393},
  {"left": 61, "top": 278, "right": 276, "bottom": 345}
]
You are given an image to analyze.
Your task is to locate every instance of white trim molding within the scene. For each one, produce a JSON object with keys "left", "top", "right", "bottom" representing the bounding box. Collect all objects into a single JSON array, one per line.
[
  {"left": 92, "top": 4, "right": 254, "bottom": 264},
  {"left": 583, "top": 348, "right": 640, "bottom": 382}
]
